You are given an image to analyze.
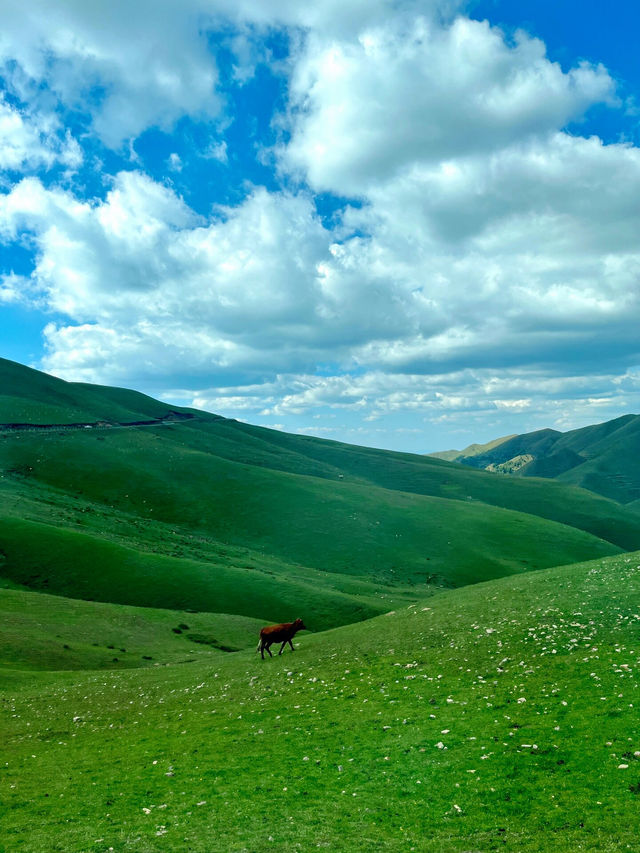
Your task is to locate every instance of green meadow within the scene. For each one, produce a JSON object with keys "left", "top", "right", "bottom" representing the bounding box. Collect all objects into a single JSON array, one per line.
[
  {"left": 3, "top": 552, "right": 640, "bottom": 852},
  {"left": 2, "top": 357, "right": 640, "bottom": 850}
]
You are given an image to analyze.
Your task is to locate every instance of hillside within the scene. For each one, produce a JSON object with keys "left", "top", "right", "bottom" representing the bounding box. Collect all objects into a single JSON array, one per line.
[
  {"left": 3, "top": 550, "right": 640, "bottom": 851},
  {"left": 3, "top": 357, "right": 640, "bottom": 849},
  {"left": 430, "top": 433, "right": 517, "bottom": 463},
  {"left": 0, "top": 356, "right": 209, "bottom": 426},
  {"left": 430, "top": 414, "right": 640, "bottom": 505},
  {"left": 2, "top": 357, "right": 640, "bottom": 629},
  {"left": 0, "top": 586, "right": 264, "bottom": 670}
]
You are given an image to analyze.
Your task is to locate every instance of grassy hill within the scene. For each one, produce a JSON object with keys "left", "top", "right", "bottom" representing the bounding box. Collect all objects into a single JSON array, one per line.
[
  {"left": 2, "top": 357, "right": 640, "bottom": 628},
  {"left": 0, "top": 586, "right": 265, "bottom": 671},
  {"left": 3, "top": 550, "right": 640, "bottom": 851},
  {"left": 0, "top": 413, "right": 634, "bottom": 615},
  {"left": 0, "top": 513, "right": 413, "bottom": 631},
  {"left": 3, "top": 357, "right": 640, "bottom": 850},
  {"left": 430, "top": 433, "right": 517, "bottom": 463},
  {"left": 0, "top": 357, "right": 207, "bottom": 425},
  {"left": 429, "top": 415, "right": 640, "bottom": 505}
]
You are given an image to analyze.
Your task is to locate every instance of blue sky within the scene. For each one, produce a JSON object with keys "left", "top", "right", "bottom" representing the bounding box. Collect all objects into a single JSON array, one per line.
[{"left": 1, "top": 0, "right": 640, "bottom": 453}]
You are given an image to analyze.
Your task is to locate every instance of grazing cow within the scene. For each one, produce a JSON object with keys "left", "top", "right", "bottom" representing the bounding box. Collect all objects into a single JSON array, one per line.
[{"left": 257, "top": 618, "right": 307, "bottom": 659}]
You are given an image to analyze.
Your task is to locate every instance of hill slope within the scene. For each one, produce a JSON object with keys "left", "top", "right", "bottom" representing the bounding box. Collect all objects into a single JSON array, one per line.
[
  {"left": 0, "top": 356, "right": 208, "bottom": 425},
  {"left": 3, "top": 550, "right": 640, "bottom": 851},
  {"left": 430, "top": 414, "right": 640, "bottom": 505},
  {"left": 1, "top": 357, "right": 639, "bottom": 627},
  {"left": 0, "top": 586, "right": 264, "bottom": 670}
]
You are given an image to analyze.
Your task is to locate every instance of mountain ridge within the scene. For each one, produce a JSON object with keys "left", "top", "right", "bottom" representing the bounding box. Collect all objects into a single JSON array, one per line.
[{"left": 429, "top": 413, "right": 640, "bottom": 504}]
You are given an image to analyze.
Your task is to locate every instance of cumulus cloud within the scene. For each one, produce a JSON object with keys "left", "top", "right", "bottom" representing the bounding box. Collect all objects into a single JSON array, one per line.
[
  {"left": 4, "top": 127, "right": 640, "bottom": 422},
  {"left": 0, "top": 0, "right": 426, "bottom": 149},
  {"left": 1, "top": 0, "right": 640, "bottom": 449},
  {"left": 282, "top": 15, "right": 616, "bottom": 194},
  {"left": 0, "top": 0, "right": 222, "bottom": 147},
  {"left": 0, "top": 96, "right": 81, "bottom": 173},
  {"left": 0, "top": 172, "right": 343, "bottom": 381}
]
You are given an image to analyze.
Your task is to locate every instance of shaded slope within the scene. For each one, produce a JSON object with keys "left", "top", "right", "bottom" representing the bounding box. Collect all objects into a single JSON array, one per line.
[
  {"left": 0, "top": 426, "right": 624, "bottom": 604},
  {"left": 0, "top": 587, "right": 264, "bottom": 670},
  {"left": 0, "top": 515, "right": 403, "bottom": 631},
  {"left": 554, "top": 416, "right": 640, "bottom": 504},
  {"left": 0, "top": 356, "right": 207, "bottom": 425}
]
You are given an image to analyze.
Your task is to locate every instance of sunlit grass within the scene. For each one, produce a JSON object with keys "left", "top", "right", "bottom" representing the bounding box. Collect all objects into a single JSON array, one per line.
[{"left": 3, "top": 552, "right": 640, "bottom": 851}]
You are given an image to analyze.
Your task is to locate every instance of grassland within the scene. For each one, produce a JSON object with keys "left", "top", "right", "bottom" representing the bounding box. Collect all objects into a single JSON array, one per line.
[
  {"left": 1, "top": 422, "right": 631, "bottom": 624},
  {"left": 2, "top": 358, "right": 640, "bottom": 850},
  {"left": 0, "top": 588, "right": 264, "bottom": 671},
  {"left": 2, "top": 551, "right": 640, "bottom": 852}
]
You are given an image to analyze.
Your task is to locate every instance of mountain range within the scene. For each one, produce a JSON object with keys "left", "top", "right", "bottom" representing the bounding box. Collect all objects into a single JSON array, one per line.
[{"left": 430, "top": 414, "right": 640, "bottom": 506}]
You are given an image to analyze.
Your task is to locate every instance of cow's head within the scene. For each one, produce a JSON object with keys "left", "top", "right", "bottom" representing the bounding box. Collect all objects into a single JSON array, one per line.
[{"left": 294, "top": 618, "right": 307, "bottom": 631}]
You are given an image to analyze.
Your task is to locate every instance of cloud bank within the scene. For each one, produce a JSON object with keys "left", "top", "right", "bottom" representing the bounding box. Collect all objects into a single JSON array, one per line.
[{"left": 1, "top": 0, "right": 639, "bottom": 450}]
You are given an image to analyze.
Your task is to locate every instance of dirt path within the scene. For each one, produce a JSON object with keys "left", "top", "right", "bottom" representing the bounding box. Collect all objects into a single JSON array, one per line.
[{"left": 0, "top": 412, "right": 198, "bottom": 435}]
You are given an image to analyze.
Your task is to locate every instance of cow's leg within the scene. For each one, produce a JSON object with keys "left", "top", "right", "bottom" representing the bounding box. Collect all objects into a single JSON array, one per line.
[
  {"left": 260, "top": 641, "right": 265, "bottom": 660},
  {"left": 288, "top": 639, "right": 295, "bottom": 651},
  {"left": 279, "top": 640, "right": 286, "bottom": 655},
  {"left": 266, "top": 642, "right": 273, "bottom": 657}
]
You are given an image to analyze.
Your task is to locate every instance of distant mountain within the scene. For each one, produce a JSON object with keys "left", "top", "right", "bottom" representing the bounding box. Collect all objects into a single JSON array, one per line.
[
  {"left": 430, "top": 434, "right": 517, "bottom": 463},
  {"left": 429, "top": 414, "right": 640, "bottom": 505}
]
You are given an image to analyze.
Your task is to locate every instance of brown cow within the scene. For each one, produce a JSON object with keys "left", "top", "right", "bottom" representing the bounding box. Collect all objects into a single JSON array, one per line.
[{"left": 257, "top": 618, "right": 307, "bottom": 659}]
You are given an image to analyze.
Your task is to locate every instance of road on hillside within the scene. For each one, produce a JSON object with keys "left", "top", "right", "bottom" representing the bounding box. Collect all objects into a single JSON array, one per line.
[{"left": 0, "top": 412, "right": 199, "bottom": 435}]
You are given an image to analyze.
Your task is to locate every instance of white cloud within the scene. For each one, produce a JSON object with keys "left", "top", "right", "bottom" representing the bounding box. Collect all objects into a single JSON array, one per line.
[
  {"left": 3, "top": 127, "right": 640, "bottom": 404},
  {"left": 0, "top": 172, "right": 344, "bottom": 382},
  {"left": 0, "top": 1, "right": 461, "bottom": 149},
  {"left": 203, "top": 141, "right": 228, "bottom": 163},
  {"left": 283, "top": 15, "right": 615, "bottom": 195},
  {"left": 0, "top": 96, "right": 81, "bottom": 172},
  {"left": 0, "top": 272, "right": 32, "bottom": 304},
  {"left": 167, "top": 153, "right": 183, "bottom": 172},
  {"left": 0, "top": 0, "right": 222, "bottom": 147}
]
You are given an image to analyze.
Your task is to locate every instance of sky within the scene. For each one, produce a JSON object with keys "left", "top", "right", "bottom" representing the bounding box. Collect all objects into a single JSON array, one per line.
[{"left": 1, "top": 0, "right": 640, "bottom": 453}]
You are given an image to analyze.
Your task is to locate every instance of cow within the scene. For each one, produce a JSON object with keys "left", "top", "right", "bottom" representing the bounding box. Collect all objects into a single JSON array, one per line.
[{"left": 257, "top": 618, "right": 307, "bottom": 659}]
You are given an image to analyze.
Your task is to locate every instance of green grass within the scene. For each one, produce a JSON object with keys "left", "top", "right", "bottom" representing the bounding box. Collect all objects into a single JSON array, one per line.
[
  {"left": 2, "top": 551, "right": 640, "bottom": 851},
  {"left": 0, "top": 428, "right": 625, "bottom": 620},
  {"left": 0, "top": 588, "right": 265, "bottom": 670},
  {"left": 2, "top": 358, "right": 640, "bottom": 850}
]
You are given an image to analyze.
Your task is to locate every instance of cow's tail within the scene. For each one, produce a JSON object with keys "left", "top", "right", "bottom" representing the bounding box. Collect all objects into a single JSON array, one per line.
[{"left": 256, "top": 637, "right": 262, "bottom": 653}]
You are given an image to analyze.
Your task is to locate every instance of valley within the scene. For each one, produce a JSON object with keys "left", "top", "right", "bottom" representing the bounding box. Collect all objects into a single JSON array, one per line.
[{"left": 1, "top": 357, "right": 640, "bottom": 851}]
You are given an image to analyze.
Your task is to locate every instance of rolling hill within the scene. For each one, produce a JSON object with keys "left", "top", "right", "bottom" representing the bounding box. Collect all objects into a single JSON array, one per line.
[
  {"left": 3, "top": 356, "right": 640, "bottom": 850},
  {"left": 3, "top": 550, "right": 640, "bottom": 851},
  {"left": 2, "top": 357, "right": 640, "bottom": 630},
  {"left": 430, "top": 414, "right": 640, "bottom": 505}
]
